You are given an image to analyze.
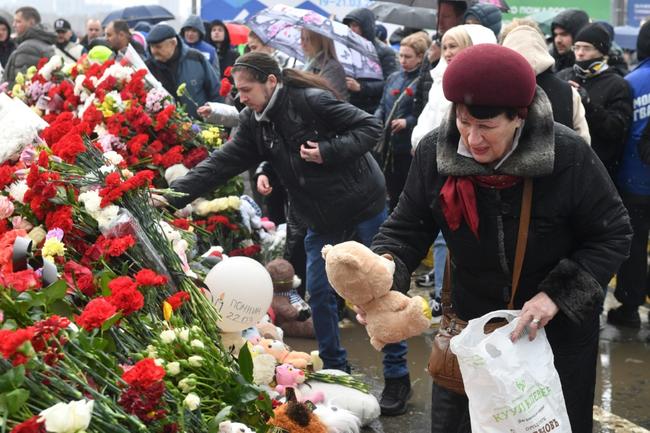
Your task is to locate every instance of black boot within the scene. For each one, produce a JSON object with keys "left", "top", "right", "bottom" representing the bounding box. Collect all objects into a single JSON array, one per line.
[
  {"left": 607, "top": 305, "right": 641, "bottom": 328},
  {"left": 380, "top": 374, "right": 412, "bottom": 416}
]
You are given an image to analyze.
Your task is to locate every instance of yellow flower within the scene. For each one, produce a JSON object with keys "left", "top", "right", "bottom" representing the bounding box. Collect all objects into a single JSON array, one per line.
[
  {"left": 176, "top": 83, "right": 187, "bottom": 97},
  {"left": 26, "top": 66, "right": 37, "bottom": 80},
  {"left": 163, "top": 301, "right": 173, "bottom": 322},
  {"left": 42, "top": 238, "right": 66, "bottom": 261},
  {"left": 200, "top": 127, "right": 223, "bottom": 148},
  {"left": 15, "top": 73, "right": 25, "bottom": 85}
]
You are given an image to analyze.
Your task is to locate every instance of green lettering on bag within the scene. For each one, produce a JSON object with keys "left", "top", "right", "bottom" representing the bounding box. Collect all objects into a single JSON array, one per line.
[{"left": 491, "top": 385, "right": 553, "bottom": 423}]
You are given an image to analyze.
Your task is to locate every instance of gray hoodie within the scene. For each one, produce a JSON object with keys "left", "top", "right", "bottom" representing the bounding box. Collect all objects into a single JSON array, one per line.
[{"left": 4, "top": 25, "right": 56, "bottom": 84}]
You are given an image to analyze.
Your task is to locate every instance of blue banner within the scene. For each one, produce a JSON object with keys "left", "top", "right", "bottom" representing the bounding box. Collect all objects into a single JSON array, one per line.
[{"left": 628, "top": 0, "right": 650, "bottom": 26}]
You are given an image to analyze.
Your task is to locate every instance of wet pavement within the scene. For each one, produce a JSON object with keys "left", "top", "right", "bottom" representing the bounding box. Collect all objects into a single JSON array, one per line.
[{"left": 287, "top": 290, "right": 650, "bottom": 433}]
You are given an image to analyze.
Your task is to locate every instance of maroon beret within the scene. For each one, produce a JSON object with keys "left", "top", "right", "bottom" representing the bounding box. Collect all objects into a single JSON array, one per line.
[{"left": 442, "top": 44, "right": 536, "bottom": 110}]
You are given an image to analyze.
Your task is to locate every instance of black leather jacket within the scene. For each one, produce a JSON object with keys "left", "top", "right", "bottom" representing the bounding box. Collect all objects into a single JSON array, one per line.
[{"left": 169, "top": 85, "right": 385, "bottom": 233}]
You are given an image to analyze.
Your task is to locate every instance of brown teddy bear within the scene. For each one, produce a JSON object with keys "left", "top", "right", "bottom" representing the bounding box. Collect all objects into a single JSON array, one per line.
[
  {"left": 321, "top": 241, "right": 430, "bottom": 350},
  {"left": 268, "top": 388, "right": 327, "bottom": 433},
  {"left": 266, "top": 259, "right": 315, "bottom": 339}
]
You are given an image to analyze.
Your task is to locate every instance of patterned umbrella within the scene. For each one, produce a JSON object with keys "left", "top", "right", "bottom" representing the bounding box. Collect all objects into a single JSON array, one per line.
[{"left": 244, "top": 4, "right": 383, "bottom": 80}]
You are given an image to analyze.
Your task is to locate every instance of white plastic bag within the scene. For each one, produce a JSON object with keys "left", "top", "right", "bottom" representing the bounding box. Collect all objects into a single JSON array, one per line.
[{"left": 450, "top": 310, "right": 571, "bottom": 433}]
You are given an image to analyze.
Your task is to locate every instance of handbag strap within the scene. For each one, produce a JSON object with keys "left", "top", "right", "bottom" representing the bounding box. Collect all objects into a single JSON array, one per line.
[{"left": 441, "top": 178, "right": 534, "bottom": 312}]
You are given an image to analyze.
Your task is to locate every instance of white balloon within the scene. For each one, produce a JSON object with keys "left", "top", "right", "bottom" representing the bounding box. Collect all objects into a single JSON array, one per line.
[{"left": 204, "top": 256, "right": 273, "bottom": 332}]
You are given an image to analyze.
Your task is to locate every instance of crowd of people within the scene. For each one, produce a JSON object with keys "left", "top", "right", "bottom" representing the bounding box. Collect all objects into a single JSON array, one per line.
[{"left": 1, "top": 3, "right": 650, "bottom": 432}]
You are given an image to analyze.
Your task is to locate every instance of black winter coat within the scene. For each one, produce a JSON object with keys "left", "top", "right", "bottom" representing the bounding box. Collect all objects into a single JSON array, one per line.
[
  {"left": 557, "top": 67, "right": 633, "bottom": 177},
  {"left": 169, "top": 85, "right": 385, "bottom": 233},
  {"left": 343, "top": 8, "right": 398, "bottom": 113},
  {"left": 372, "top": 90, "right": 631, "bottom": 338}
]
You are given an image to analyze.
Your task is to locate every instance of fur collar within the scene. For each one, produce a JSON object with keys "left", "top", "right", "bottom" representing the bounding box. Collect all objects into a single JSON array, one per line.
[{"left": 436, "top": 87, "right": 555, "bottom": 177}]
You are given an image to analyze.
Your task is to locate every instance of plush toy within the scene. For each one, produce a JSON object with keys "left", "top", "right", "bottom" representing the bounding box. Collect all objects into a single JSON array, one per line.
[
  {"left": 220, "top": 332, "right": 246, "bottom": 356},
  {"left": 268, "top": 388, "right": 327, "bottom": 433},
  {"left": 255, "top": 314, "right": 284, "bottom": 341},
  {"left": 218, "top": 420, "right": 255, "bottom": 433},
  {"left": 266, "top": 259, "right": 315, "bottom": 339},
  {"left": 259, "top": 338, "right": 311, "bottom": 369},
  {"left": 298, "top": 369, "right": 380, "bottom": 426},
  {"left": 275, "top": 364, "right": 325, "bottom": 404},
  {"left": 321, "top": 241, "right": 430, "bottom": 350},
  {"left": 313, "top": 404, "right": 361, "bottom": 433}
]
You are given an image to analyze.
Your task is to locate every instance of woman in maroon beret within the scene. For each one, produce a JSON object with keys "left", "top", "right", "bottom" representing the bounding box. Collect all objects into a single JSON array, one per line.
[{"left": 370, "top": 44, "right": 632, "bottom": 433}]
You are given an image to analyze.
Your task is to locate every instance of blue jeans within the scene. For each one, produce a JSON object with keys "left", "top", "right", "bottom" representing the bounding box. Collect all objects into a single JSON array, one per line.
[
  {"left": 433, "top": 231, "right": 447, "bottom": 299},
  {"left": 304, "top": 209, "right": 409, "bottom": 378}
]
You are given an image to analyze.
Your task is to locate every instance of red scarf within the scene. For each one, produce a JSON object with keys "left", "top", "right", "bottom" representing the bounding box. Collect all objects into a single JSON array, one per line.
[{"left": 440, "top": 175, "right": 522, "bottom": 239}]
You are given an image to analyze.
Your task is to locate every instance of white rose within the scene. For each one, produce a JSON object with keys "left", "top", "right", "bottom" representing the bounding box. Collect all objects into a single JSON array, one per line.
[
  {"left": 183, "top": 392, "right": 201, "bottom": 411},
  {"left": 160, "top": 330, "right": 176, "bottom": 344},
  {"left": 39, "top": 399, "right": 94, "bottom": 433},
  {"left": 166, "top": 362, "right": 181, "bottom": 376},
  {"left": 176, "top": 328, "right": 190, "bottom": 342},
  {"left": 188, "top": 356, "right": 204, "bottom": 367},
  {"left": 154, "top": 358, "right": 165, "bottom": 366},
  {"left": 178, "top": 377, "right": 196, "bottom": 393},
  {"left": 190, "top": 339, "right": 205, "bottom": 350},
  {"left": 146, "top": 345, "right": 158, "bottom": 358}
]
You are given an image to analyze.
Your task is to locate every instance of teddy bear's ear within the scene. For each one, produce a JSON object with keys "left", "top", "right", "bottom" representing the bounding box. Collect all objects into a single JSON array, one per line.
[{"left": 321, "top": 244, "right": 333, "bottom": 259}]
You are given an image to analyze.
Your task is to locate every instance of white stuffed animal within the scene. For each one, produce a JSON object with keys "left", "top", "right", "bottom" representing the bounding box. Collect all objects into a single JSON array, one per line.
[
  {"left": 314, "top": 404, "right": 361, "bottom": 433},
  {"left": 298, "top": 369, "right": 380, "bottom": 426},
  {"left": 218, "top": 421, "right": 255, "bottom": 433}
]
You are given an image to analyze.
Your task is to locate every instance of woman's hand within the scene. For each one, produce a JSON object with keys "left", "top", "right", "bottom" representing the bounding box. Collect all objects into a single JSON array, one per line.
[
  {"left": 510, "top": 292, "right": 559, "bottom": 342},
  {"left": 256, "top": 174, "right": 273, "bottom": 196},
  {"left": 346, "top": 77, "right": 361, "bottom": 92},
  {"left": 300, "top": 141, "right": 323, "bottom": 164},
  {"left": 197, "top": 105, "right": 212, "bottom": 118},
  {"left": 352, "top": 305, "right": 367, "bottom": 326},
  {"left": 391, "top": 119, "right": 407, "bottom": 133}
]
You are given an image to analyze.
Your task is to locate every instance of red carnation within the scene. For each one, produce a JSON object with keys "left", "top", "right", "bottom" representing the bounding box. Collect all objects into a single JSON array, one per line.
[
  {"left": 160, "top": 146, "right": 183, "bottom": 168},
  {"left": 122, "top": 358, "right": 166, "bottom": 388},
  {"left": 135, "top": 269, "right": 168, "bottom": 287},
  {"left": 50, "top": 131, "right": 86, "bottom": 164},
  {"left": 405, "top": 87, "right": 414, "bottom": 97},
  {"left": 390, "top": 88, "right": 400, "bottom": 96},
  {"left": 166, "top": 291, "right": 190, "bottom": 311},
  {"left": 75, "top": 298, "right": 117, "bottom": 331},
  {"left": 64, "top": 260, "right": 96, "bottom": 296},
  {"left": 45, "top": 206, "right": 74, "bottom": 232},
  {"left": 0, "top": 165, "right": 15, "bottom": 189},
  {"left": 0, "top": 269, "right": 42, "bottom": 292},
  {"left": 105, "top": 235, "right": 136, "bottom": 257},
  {"left": 224, "top": 66, "right": 232, "bottom": 77},
  {"left": 219, "top": 78, "right": 233, "bottom": 97},
  {"left": 183, "top": 147, "right": 208, "bottom": 169},
  {"left": 10, "top": 415, "right": 45, "bottom": 433},
  {"left": 0, "top": 328, "right": 34, "bottom": 362},
  {"left": 171, "top": 218, "right": 190, "bottom": 230},
  {"left": 107, "top": 277, "right": 144, "bottom": 316}
]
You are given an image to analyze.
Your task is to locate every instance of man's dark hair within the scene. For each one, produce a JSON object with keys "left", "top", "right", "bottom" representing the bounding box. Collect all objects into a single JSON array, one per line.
[
  {"left": 440, "top": 0, "right": 468, "bottom": 18},
  {"left": 231, "top": 52, "right": 341, "bottom": 99},
  {"left": 111, "top": 19, "right": 131, "bottom": 36},
  {"left": 16, "top": 6, "right": 41, "bottom": 24}
]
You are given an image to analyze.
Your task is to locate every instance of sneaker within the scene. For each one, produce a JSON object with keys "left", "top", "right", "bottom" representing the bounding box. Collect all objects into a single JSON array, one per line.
[
  {"left": 430, "top": 297, "right": 442, "bottom": 318},
  {"left": 416, "top": 270, "right": 436, "bottom": 288},
  {"left": 607, "top": 306, "right": 641, "bottom": 329},
  {"left": 379, "top": 374, "right": 412, "bottom": 416}
]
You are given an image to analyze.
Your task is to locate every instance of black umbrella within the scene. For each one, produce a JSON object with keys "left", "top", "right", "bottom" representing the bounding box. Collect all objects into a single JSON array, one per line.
[
  {"left": 369, "top": 2, "right": 437, "bottom": 29},
  {"left": 102, "top": 5, "right": 174, "bottom": 27}
]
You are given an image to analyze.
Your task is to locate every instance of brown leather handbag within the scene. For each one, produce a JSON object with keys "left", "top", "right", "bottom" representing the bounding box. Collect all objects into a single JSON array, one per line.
[{"left": 427, "top": 178, "right": 533, "bottom": 395}]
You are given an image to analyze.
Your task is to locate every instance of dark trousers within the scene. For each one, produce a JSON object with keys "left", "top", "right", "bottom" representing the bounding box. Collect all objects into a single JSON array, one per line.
[
  {"left": 616, "top": 196, "right": 650, "bottom": 307},
  {"left": 385, "top": 153, "right": 413, "bottom": 212},
  {"left": 431, "top": 315, "right": 599, "bottom": 433}
]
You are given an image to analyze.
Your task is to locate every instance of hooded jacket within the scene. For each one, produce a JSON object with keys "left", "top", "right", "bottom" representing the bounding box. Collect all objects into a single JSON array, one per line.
[
  {"left": 550, "top": 9, "right": 589, "bottom": 73},
  {"left": 4, "top": 25, "right": 56, "bottom": 84},
  {"left": 463, "top": 3, "right": 502, "bottom": 37},
  {"left": 0, "top": 17, "right": 16, "bottom": 68},
  {"left": 343, "top": 8, "right": 398, "bottom": 113},
  {"left": 558, "top": 64, "right": 633, "bottom": 178},
  {"left": 502, "top": 25, "right": 590, "bottom": 144},
  {"left": 618, "top": 58, "right": 650, "bottom": 196},
  {"left": 209, "top": 20, "right": 239, "bottom": 76},
  {"left": 146, "top": 35, "right": 221, "bottom": 118},
  {"left": 181, "top": 15, "right": 220, "bottom": 73},
  {"left": 373, "top": 88, "right": 631, "bottom": 346},
  {"left": 411, "top": 25, "right": 496, "bottom": 149}
]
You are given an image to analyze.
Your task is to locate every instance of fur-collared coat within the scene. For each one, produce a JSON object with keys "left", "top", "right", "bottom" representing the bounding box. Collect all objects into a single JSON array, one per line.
[{"left": 372, "top": 88, "right": 632, "bottom": 429}]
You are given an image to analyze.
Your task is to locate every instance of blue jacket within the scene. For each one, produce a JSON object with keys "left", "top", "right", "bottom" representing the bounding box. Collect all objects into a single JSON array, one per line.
[
  {"left": 374, "top": 67, "right": 419, "bottom": 154},
  {"left": 146, "top": 36, "right": 221, "bottom": 119},
  {"left": 618, "top": 58, "right": 650, "bottom": 195}
]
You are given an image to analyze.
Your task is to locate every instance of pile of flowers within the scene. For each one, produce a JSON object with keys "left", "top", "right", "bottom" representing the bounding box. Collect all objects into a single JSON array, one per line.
[{"left": 0, "top": 54, "right": 289, "bottom": 432}]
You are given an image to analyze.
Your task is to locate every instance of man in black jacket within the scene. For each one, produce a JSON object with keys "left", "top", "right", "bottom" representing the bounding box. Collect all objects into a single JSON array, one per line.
[
  {"left": 550, "top": 9, "right": 589, "bottom": 73},
  {"left": 558, "top": 23, "right": 633, "bottom": 179},
  {"left": 343, "top": 8, "right": 398, "bottom": 113},
  {"left": 165, "top": 54, "right": 414, "bottom": 414}
]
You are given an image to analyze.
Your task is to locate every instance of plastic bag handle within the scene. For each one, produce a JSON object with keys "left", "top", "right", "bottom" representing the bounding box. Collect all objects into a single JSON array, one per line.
[{"left": 467, "top": 309, "right": 520, "bottom": 335}]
